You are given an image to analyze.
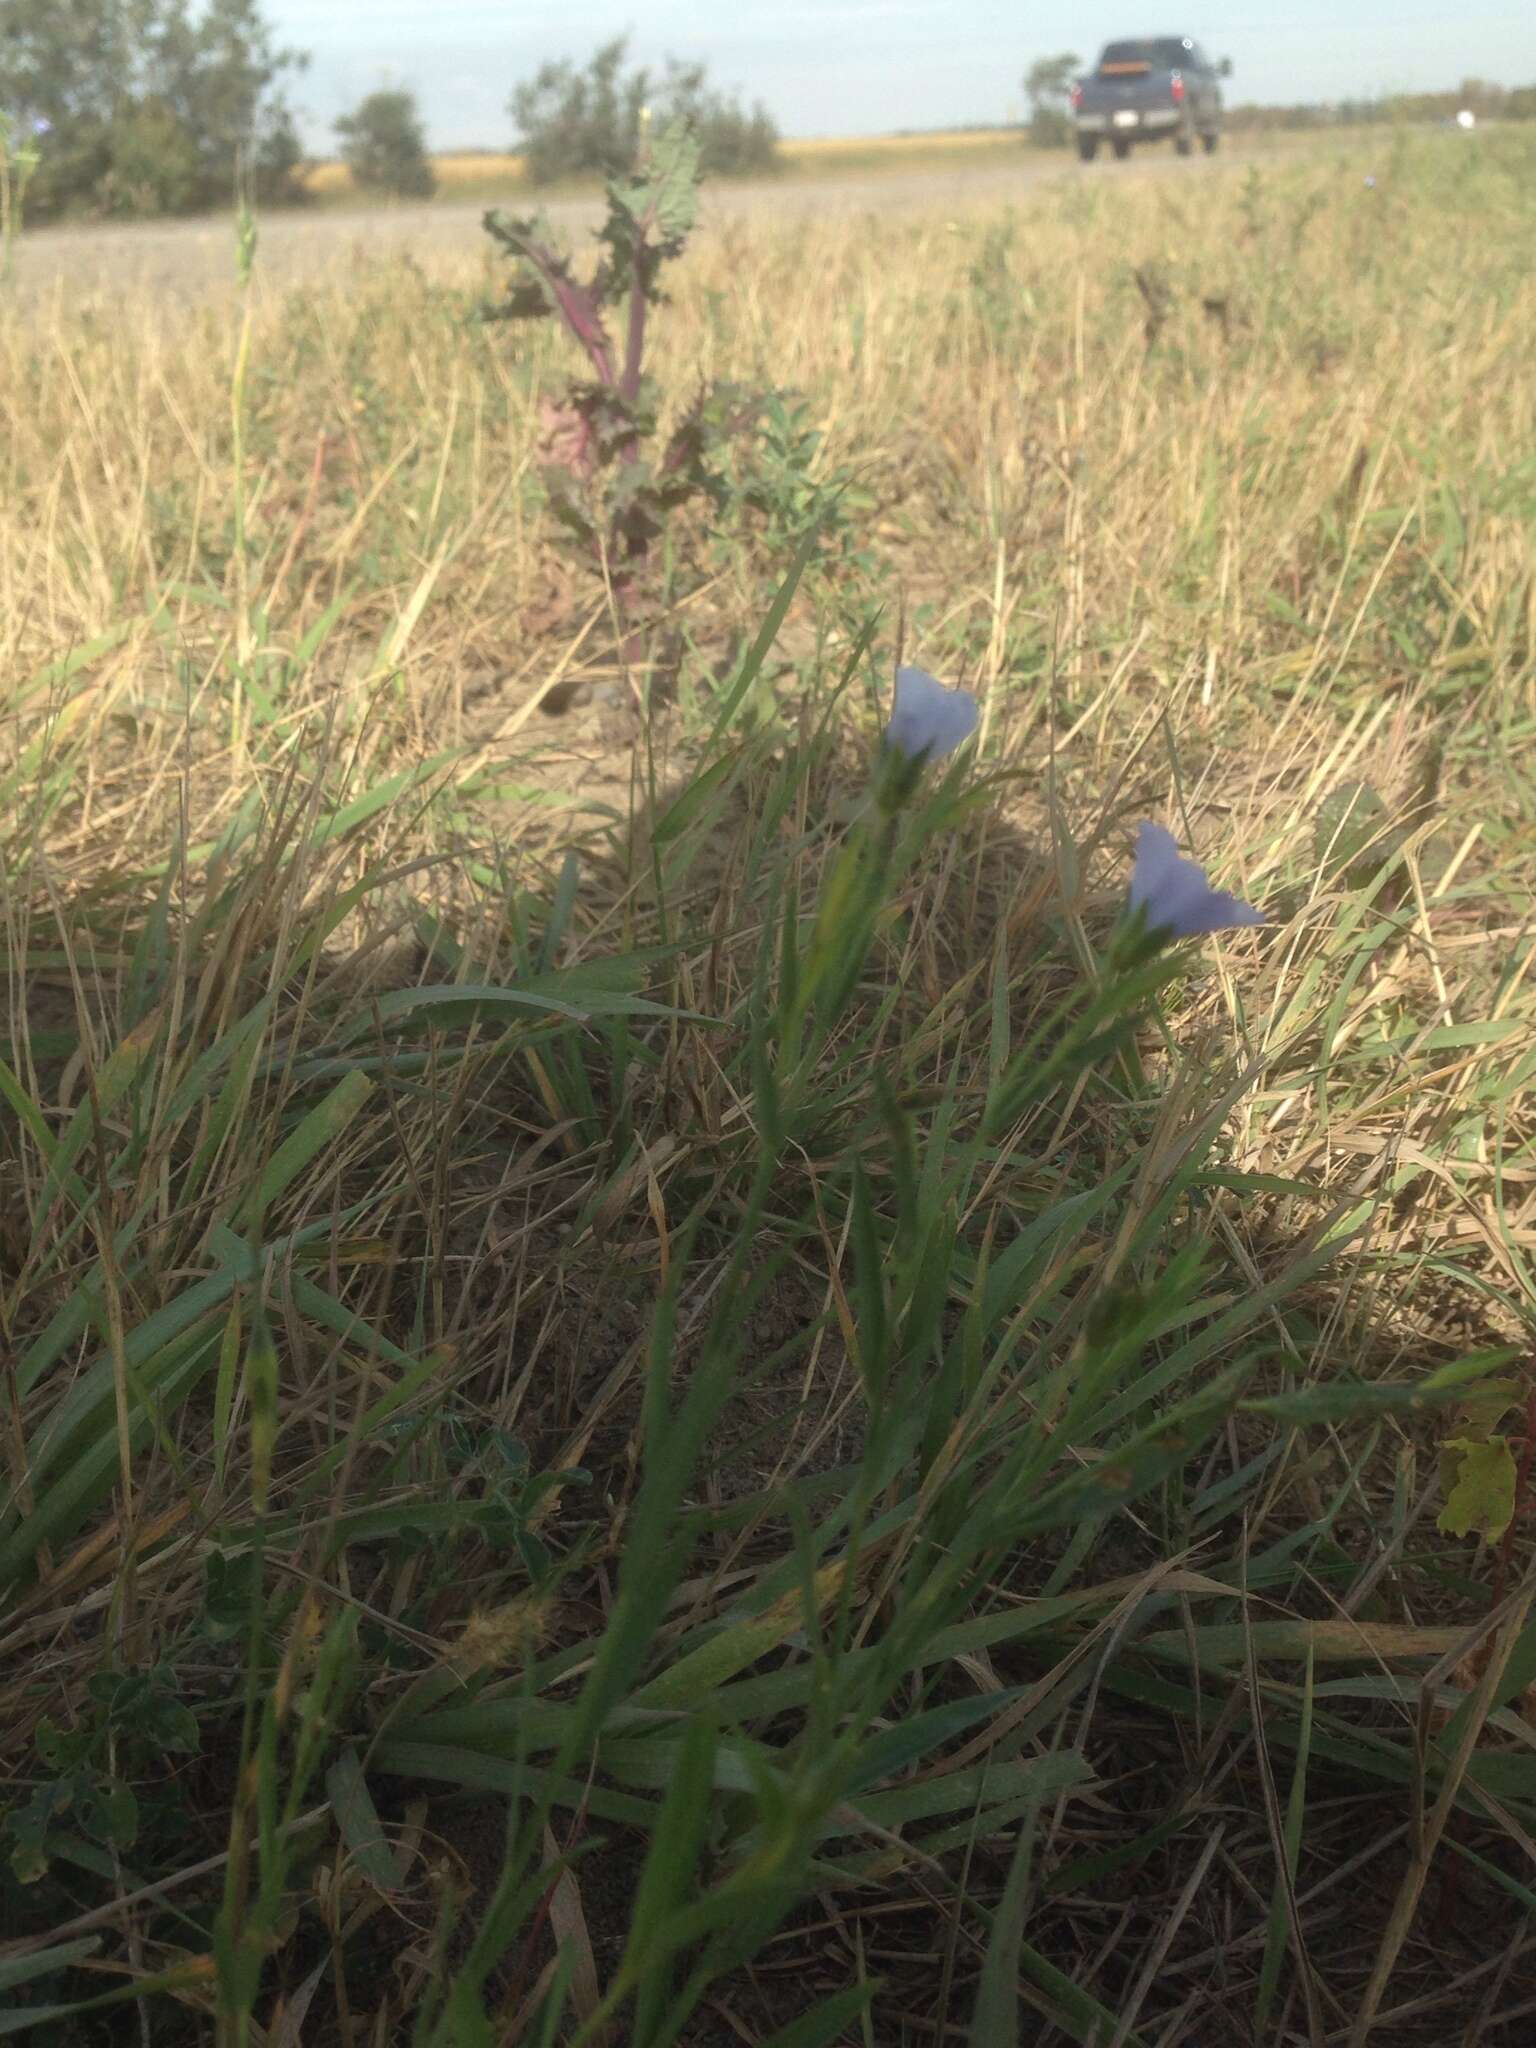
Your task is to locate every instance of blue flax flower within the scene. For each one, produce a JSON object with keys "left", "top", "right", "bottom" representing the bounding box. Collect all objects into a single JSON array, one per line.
[
  {"left": 1128, "top": 822, "right": 1263, "bottom": 940},
  {"left": 884, "top": 666, "right": 978, "bottom": 765}
]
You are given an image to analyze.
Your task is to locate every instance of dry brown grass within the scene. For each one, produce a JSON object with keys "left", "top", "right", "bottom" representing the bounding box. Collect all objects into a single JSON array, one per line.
[{"left": 2, "top": 125, "right": 1535, "bottom": 2044}]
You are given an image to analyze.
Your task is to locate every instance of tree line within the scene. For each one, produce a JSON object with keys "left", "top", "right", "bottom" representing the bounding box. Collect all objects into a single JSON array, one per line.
[
  {"left": 1225, "top": 79, "right": 1536, "bottom": 130},
  {"left": 1, "top": 0, "right": 306, "bottom": 219},
  {"left": 0, "top": 9, "right": 780, "bottom": 221},
  {"left": 336, "top": 38, "right": 782, "bottom": 202},
  {"left": 6, "top": 4, "right": 1533, "bottom": 225}
]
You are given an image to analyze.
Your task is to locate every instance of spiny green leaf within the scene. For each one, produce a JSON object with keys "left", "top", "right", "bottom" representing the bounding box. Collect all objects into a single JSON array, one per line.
[
  {"left": 1443, "top": 1377, "right": 1524, "bottom": 1440},
  {"left": 1437, "top": 1435, "right": 1518, "bottom": 1544},
  {"left": 610, "top": 117, "right": 701, "bottom": 249}
]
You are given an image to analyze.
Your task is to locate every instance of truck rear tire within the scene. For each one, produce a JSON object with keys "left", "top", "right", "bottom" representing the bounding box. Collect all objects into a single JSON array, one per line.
[
  {"left": 1202, "top": 132, "right": 1219, "bottom": 154},
  {"left": 1176, "top": 133, "right": 1193, "bottom": 156},
  {"left": 1077, "top": 136, "right": 1099, "bottom": 162},
  {"left": 1111, "top": 138, "right": 1132, "bottom": 161}
]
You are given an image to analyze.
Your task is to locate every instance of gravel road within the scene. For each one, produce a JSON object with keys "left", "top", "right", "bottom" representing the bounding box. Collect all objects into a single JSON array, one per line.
[{"left": 11, "top": 149, "right": 1240, "bottom": 306}]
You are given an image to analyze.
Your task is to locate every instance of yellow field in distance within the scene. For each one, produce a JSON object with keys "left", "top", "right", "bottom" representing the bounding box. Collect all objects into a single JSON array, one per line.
[
  {"left": 302, "top": 127, "right": 1026, "bottom": 197},
  {"left": 303, "top": 151, "right": 525, "bottom": 195},
  {"left": 792, "top": 127, "right": 1020, "bottom": 156}
]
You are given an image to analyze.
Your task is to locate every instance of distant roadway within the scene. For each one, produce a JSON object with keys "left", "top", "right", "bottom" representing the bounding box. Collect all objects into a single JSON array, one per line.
[{"left": 12, "top": 147, "right": 1254, "bottom": 305}]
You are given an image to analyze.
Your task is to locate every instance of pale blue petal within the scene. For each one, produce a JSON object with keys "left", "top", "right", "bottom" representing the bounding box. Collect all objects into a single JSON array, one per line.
[
  {"left": 885, "top": 666, "right": 979, "bottom": 763},
  {"left": 1126, "top": 823, "right": 1184, "bottom": 911},
  {"left": 1128, "top": 821, "right": 1262, "bottom": 939},
  {"left": 1168, "top": 890, "right": 1265, "bottom": 937}
]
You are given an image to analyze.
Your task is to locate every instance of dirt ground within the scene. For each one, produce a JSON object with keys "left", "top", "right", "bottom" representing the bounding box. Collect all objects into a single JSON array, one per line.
[{"left": 13, "top": 147, "right": 1243, "bottom": 304}]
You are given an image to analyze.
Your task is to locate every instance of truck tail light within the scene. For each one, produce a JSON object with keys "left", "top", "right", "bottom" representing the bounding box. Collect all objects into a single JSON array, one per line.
[
  {"left": 1070, "top": 82, "right": 1082, "bottom": 109},
  {"left": 1171, "top": 75, "right": 1186, "bottom": 104}
]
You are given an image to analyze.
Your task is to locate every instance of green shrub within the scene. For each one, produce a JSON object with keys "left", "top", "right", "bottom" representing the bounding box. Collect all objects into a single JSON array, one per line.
[
  {"left": 1024, "top": 51, "right": 1080, "bottom": 149},
  {"left": 511, "top": 35, "right": 781, "bottom": 185},
  {"left": 99, "top": 101, "right": 204, "bottom": 216},
  {"left": 335, "top": 88, "right": 437, "bottom": 199},
  {"left": 660, "top": 57, "right": 782, "bottom": 178},
  {"left": 0, "top": 0, "right": 306, "bottom": 221}
]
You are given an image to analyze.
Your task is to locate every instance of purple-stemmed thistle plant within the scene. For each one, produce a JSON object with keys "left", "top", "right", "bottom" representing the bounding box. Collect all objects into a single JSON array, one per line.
[{"left": 483, "top": 118, "right": 762, "bottom": 695}]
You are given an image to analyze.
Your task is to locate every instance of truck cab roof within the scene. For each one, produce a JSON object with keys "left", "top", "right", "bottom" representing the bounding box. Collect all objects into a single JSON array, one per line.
[{"left": 1097, "top": 38, "right": 1201, "bottom": 72}]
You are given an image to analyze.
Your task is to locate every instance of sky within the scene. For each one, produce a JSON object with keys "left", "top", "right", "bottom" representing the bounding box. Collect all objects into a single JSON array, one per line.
[{"left": 264, "top": 2, "right": 1536, "bottom": 152}]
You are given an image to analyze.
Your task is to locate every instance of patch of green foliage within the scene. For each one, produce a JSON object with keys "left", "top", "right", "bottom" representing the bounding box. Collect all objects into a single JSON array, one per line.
[
  {"left": 335, "top": 88, "right": 437, "bottom": 200},
  {"left": 0, "top": 0, "right": 306, "bottom": 221},
  {"left": 511, "top": 35, "right": 781, "bottom": 186},
  {"left": 1024, "top": 51, "right": 1080, "bottom": 149},
  {"left": 3, "top": 126, "right": 1536, "bottom": 2047}
]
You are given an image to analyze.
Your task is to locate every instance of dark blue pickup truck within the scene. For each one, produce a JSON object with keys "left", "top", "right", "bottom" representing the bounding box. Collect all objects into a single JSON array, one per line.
[{"left": 1071, "top": 37, "right": 1230, "bottom": 161}]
